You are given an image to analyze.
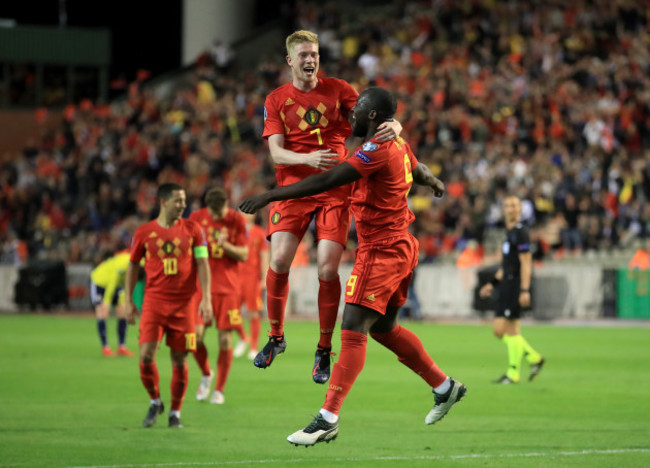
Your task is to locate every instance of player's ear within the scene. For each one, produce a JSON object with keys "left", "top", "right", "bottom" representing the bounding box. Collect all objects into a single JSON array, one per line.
[{"left": 368, "top": 110, "right": 377, "bottom": 121}]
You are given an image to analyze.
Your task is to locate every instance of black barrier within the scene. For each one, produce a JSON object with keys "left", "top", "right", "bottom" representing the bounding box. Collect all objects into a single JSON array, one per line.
[
  {"left": 14, "top": 260, "right": 68, "bottom": 310},
  {"left": 472, "top": 264, "right": 500, "bottom": 315},
  {"left": 602, "top": 268, "right": 617, "bottom": 318}
]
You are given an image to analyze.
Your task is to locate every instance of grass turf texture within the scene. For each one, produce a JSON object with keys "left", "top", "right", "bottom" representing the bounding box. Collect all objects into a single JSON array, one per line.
[{"left": 1, "top": 314, "right": 649, "bottom": 468}]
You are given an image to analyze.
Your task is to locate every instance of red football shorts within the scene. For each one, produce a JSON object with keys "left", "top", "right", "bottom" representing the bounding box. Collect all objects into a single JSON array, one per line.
[
  {"left": 139, "top": 298, "right": 197, "bottom": 352},
  {"left": 240, "top": 277, "right": 263, "bottom": 312},
  {"left": 267, "top": 197, "right": 350, "bottom": 246},
  {"left": 206, "top": 294, "right": 244, "bottom": 331},
  {"left": 344, "top": 234, "right": 419, "bottom": 314}
]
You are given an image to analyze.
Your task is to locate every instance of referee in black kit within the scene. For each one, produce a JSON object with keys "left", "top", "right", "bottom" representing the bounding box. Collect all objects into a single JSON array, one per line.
[{"left": 480, "top": 195, "right": 545, "bottom": 384}]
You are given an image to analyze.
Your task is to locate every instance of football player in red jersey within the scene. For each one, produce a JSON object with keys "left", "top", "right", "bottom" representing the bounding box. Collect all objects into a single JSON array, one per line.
[
  {"left": 258, "top": 30, "right": 402, "bottom": 384},
  {"left": 241, "top": 87, "right": 466, "bottom": 446},
  {"left": 189, "top": 187, "right": 249, "bottom": 405},
  {"left": 124, "top": 183, "right": 212, "bottom": 429}
]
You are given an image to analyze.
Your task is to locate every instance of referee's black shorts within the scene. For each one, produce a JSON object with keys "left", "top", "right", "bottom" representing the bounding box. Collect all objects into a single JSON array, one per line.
[{"left": 495, "top": 279, "right": 523, "bottom": 320}]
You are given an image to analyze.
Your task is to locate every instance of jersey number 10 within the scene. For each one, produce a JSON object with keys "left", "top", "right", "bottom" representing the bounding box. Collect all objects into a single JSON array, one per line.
[{"left": 163, "top": 258, "right": 178, "bottom": 275}]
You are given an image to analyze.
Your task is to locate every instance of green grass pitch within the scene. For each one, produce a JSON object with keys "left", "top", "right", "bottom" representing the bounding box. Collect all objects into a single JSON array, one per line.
[{"left": 1, "top": 314, "right": 649, "bottom": 467}]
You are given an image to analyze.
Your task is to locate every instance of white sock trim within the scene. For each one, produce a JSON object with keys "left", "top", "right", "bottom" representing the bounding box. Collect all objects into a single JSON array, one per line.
[
  {"left": 434, "top": 377, "right": 451, "bottom": 394},
  {"left": 319, "top": 408, "right": 339, "bottom": 424}
]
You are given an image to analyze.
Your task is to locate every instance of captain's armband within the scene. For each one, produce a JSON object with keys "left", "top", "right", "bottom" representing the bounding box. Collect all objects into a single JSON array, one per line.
[{"left": 194, "top": 245, "right": 208, "bottom": 258}]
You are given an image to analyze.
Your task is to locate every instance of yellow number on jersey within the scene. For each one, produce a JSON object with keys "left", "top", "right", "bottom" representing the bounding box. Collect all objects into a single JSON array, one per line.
[
  {"left": 310, "top": 128, "right": 323, "bottom": 145},
  {"left": 162, "top": 258, "right": 178, "bottom": 275},
  {"left": 227, "top": 308, "right": 243, "bottom": 325},
  {"left": 346, "top": 275, "right": 358, "bottom": 296},
  {"left": 404, "top": 153, "right": 413, "bottom": 184},
  {"left": 211, "top": 243, "right": 224, "bottom": 258},
  {"left": 403, "top": 153, "right": 413, "bottom": 197},
  {"left": 185, "top": 333, "right": 197, "bottom": 350}
]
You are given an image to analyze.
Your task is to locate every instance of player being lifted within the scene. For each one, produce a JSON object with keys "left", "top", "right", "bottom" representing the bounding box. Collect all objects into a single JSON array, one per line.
[
  {"left": 125, "top": 183, "right": 213, "bottom": 428},
  {"left": 241, "top": 87, "right": 466, "bottom": 445},
  {"left": 258, "top": 30, "right": 402, "bottom": 383}
]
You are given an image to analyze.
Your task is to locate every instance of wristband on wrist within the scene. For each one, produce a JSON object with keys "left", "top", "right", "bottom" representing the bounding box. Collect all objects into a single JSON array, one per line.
[
  {"left": 520, "top": 288, "right": 529, "bottom": 293},
  {"left": 490, "top": 277, "right": 501, "bottom": 286}
]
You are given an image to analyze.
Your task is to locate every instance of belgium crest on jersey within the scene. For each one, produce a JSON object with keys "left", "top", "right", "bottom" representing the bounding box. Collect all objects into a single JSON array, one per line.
[
  {"left": 271, "top": 212, "right": 281, "bottom": 224},
  {"left": 304, "top": 107, "right": 321, "bottom": 126}
]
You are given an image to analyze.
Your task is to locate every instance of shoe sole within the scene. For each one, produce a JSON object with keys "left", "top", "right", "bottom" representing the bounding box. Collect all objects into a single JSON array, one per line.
[{"left": 288, "top": 428, "right": 339, "bottom": 447}]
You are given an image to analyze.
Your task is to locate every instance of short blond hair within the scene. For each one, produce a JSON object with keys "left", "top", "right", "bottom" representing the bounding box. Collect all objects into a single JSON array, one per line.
[{"left": 286, "top": 30, "right": 319, "bottom": 56}]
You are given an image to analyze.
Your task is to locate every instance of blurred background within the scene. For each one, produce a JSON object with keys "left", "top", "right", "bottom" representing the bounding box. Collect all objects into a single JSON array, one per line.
[{"left": 0, "top": 0, "right": 648, "bottom": 320}]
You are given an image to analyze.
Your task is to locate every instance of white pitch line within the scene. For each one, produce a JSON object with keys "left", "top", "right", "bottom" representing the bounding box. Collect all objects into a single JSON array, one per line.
[{"left": 69, "top": 448, "right": 650, "bottom": 468}]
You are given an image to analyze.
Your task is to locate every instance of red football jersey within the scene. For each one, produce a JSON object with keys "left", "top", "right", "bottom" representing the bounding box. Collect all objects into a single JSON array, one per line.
[
  {"left": 263, "top": 77, "right": 358, "bottom": 201},
  {"left": 240, "top": 223, "right": 269, "bottom": 281},
  {"left": 189, "top": 207, "right": 247, "bottom": 294},
  {"left": 130, "top": 218, "right": 207, "bottom": 304},
  {"left": 346, "top": 137, "right": 418, "bottom": 244}
]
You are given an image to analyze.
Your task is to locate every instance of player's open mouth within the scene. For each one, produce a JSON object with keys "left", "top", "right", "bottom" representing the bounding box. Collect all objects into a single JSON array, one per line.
[{"left": 304, "top": 67, "right": 315, "bottom": 75}]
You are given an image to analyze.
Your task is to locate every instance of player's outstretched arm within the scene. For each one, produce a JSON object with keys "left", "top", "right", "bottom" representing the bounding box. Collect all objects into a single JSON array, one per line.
[
  {"left": 240, "top": 162, "right": 362, "bottom": 213},
  {"left": 412, "top": 163, "right": 445, "bottom": 197},
  {"left": 268, "top": 134, "right": 339, "bottom": 170}
]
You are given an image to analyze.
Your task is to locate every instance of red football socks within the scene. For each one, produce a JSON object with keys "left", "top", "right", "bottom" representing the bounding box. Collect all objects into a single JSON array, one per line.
[
  {"left": 215, "top": 348, "right": 233, "bottom": 393},
  {"left": 370, "top": 325, "right": 447, "bottom": 388},
  {"left": 318, "top": 275, "right": 341, "bottom": 349},
  {"left": 235, "top": 324, "right": 247, "bottom": 341},
  {"left": 266, "top": 268, "right": 289, "bottom": 336},
  {"left": 250, "top": 315, "right": 261, "bottom": 350},
  {"left": 170, "top": 363, "right": 188, "bottom": 411},
  {"left": 139, "top": 361, "right": 160, "bottom": 400},
  {"left": 323, "top": 330, "right": 367, "bottom": 415},
  {"left": 192, "top": 342, "right": 212, "bottom": 377}
]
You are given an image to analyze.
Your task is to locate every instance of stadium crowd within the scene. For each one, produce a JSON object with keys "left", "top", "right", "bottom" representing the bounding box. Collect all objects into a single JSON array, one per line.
[{"left": 2, "top": 0, "right": 650, "bottom": 267}]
